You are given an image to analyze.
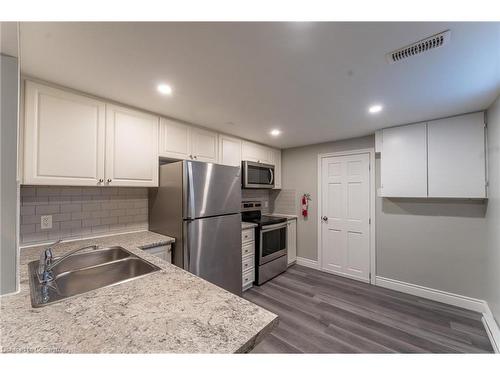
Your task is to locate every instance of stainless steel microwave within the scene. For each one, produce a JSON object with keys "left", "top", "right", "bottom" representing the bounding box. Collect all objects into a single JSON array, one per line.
[{"left": 242, "top": 161, "right": 275, "bottom": 189}]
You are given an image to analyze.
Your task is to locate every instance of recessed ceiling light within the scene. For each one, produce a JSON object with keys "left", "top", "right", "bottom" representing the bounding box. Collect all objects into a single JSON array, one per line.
[
  {"left": 157, "top": 83, "right": 173, "bottom": 96},
  {"left": 270, "top": 129, "right": 281, "bottom": 136},
  {"left": 368, "top": 104, "right": 383, "bottom": 114}
]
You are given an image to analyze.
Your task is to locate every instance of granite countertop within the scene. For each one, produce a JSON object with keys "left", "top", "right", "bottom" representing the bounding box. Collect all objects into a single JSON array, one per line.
[
  {"left": 0, "top": 231, "right": 277, "bottom": 353},
  {"left": 241, "top": 222, "right": 258, "bottom": 229}
]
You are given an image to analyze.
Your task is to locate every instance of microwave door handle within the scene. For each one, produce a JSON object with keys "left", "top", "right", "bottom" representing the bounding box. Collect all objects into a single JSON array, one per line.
[{"left": 269, "top": 168, "right": 274, "bottom": 185}]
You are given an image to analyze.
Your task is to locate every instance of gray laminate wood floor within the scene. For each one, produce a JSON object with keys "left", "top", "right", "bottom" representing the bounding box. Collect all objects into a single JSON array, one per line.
[{"left": 243, "top": 265, "right": 493, "bottom": 353}]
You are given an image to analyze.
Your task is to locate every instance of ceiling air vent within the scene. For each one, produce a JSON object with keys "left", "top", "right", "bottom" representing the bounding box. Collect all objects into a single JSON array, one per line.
[{"left": 386, "top": 30, "right": 451, "bottom": 64}]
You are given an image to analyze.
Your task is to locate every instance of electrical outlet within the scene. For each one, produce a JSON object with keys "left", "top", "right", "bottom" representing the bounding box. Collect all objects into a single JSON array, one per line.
[{"left": 40, "top": 215, "right": 52, "bottom": 230}]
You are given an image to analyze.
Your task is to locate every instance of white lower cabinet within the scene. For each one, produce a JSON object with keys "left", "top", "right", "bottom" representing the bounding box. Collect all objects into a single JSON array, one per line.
[
  {"left": 241, "top": 227, "right": 256, "bottom": 291},
  {"left": 142, "top": 244, "right": 172, "bottom": 263},
  {"left": 287, "top": 219, "right": 297, "bottom": 266},
  {"left": 105, "top": 104, "right": 159, "bottom": 187}
]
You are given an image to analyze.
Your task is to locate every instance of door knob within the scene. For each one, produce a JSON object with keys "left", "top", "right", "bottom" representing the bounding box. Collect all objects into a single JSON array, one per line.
[{"left": 321, "top": 216, "right": 328, "bottom": 222}]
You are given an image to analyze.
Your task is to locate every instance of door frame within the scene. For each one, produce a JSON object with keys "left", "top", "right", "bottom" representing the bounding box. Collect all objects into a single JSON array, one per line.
[{"left": 317, "top": 148, "right": 376, "bottom": 284}]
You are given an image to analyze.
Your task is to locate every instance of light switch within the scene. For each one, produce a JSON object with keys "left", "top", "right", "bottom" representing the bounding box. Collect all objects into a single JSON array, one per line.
[{"left": 40, "top": 215, "right": 52, "bottom": 230}]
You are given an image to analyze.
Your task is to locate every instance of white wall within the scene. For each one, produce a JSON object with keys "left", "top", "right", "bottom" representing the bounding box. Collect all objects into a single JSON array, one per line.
[{"left": 486, "top": 94, "right": 500, "bottom": 321}]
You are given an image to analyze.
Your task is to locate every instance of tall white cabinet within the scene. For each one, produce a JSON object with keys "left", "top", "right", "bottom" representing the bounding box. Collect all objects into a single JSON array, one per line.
[
  {"left": 23, "top": 81, "right": 106, "bottom": 186},
  {"left": 379, "top": 112, "right": 486, "bottom": 198}
]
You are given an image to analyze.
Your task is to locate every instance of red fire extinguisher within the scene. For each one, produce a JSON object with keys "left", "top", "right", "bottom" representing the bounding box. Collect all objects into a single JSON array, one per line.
[{"left": 301, "top": 193, "right": 311, "bottom": 218}]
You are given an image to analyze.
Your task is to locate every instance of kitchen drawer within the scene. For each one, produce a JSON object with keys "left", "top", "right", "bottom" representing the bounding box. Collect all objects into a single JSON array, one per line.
[
  {"left": 242, "top": 254, "right": 255, "bottom": 273},
  {"left": 241, "top": 228, "right": 255, "bottom": 244},
  {"left": 242, "top": 268, "right": 255, "bottom": 286},
  {"left": 242, "top": 242, "right": 255, "bottom": 258}
]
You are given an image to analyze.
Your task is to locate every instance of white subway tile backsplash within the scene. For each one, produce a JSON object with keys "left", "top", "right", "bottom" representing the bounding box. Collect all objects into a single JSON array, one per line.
[
  {"left": 60, "top": 203, "right": 82, "bottom": 213},
  {"left": 22, "top": 196, "right": 48, "bottom": 205},
  {"left": 20, "top": 206, "right": 35, "bottom": 215},
  {"left": 20, "top": 224, "right": 36, "bottom": 234},
  {"left": 20, "top": 185, "right": 149, "bottom": 245},
  {"left": 35, "top": 205, "right": 60, "bottom": 215}
]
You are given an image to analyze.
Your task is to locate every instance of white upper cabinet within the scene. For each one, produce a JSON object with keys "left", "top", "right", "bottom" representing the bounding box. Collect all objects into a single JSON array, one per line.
[
  {"left": 159, "top": 118, "right": 218, "bottom": 162},
  {"left": 105, "top": 105, "right": 159, "bottom": 187},
  {"left": 380, "top": 123, "right": 428, "bottom": 197},
  {"left": 190, "top": 127, "right": 218, "bottom": 162},
  {"left": 242, "top": 141, "right": 273, "bottom": 164},
  {"left": 271, "top": 148, "right": 282, "bottom": 189},
  {"left": 428, "top": 113, "right": 486, "bottom": 198},
  {"left": 159, "top": 118, "right": 191, "bottom": 160},
  {"left": 218, "top": 134, "right": 242, "bottom": 167},
  {"left": 23, "top": 81, "right": 106, "bottom": 186}
]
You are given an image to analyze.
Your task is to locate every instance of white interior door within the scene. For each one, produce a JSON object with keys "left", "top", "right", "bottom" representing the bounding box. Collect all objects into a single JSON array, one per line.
[{"left": 321, "top": 153, "right": 371, "bottom": 282}]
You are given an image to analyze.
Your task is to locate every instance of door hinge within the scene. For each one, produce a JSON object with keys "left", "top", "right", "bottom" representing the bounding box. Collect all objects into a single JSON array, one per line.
[
  {"left": 369, "top": 218, "right": 371, "bottom": 224},
  {"left": 369, "top": 163, "right": 371, "bottom": 171}
]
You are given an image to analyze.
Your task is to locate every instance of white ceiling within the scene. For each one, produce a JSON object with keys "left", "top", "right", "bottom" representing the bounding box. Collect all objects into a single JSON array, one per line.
[{"left": 19, "top": 22, "right": 500, "bottom": 149}]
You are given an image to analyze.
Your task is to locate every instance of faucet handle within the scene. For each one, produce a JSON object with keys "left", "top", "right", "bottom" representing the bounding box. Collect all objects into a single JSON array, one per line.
[
  {"left": 38, "top": 239, "right": 61, "bottom": 275},
  {"left": 38, "top": 247, "right": 53, "bottom": 275}
]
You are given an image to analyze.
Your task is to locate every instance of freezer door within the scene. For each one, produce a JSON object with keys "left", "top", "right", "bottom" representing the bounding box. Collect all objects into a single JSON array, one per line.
[
  {"left": 184, "top": 161, "right": 241, "bottom": 219},
  {"left": 185, "top": 213, "right": 242, "bottom": 295}
]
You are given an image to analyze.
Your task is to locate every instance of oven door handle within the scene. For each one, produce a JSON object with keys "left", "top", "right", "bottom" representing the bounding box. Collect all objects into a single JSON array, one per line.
[{"left": 261, "top": 222, "right": 287, "bottom": 232}]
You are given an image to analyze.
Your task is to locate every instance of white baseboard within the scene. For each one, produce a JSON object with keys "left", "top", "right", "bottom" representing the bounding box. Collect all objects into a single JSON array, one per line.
[
  {"left": 375, "top": 276, "right": 486, "bottom": 313},
  {"left": 375, "top": 276, "right": 500, "bottom": 352},
  {"left": 295, "top": 257, "right": 320, "bottom": 270},
  {"left": 482, "top": 302, "right": 500, "bottom": 353}
]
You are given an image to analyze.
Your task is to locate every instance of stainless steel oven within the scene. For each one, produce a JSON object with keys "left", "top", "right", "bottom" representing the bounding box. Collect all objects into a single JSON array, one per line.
[
  {"left": 259, "top": 222, "right": 287, "bottom": 265},
  {"left": 242, "top": 161, "right": 275, "bottom": 189}
]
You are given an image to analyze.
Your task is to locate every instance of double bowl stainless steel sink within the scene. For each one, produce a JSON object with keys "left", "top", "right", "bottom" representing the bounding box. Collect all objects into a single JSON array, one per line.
[{"left": 28, "top": 246, "right": 160, "bottom": 307}]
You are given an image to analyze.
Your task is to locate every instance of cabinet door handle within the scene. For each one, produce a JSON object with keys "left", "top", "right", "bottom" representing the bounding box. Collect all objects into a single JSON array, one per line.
[
  {"left": 98, "top": 179, "right": 104, "bottom": 183},
  {"left": 107, "top": 179, "right": 112, "bottom": 183}
]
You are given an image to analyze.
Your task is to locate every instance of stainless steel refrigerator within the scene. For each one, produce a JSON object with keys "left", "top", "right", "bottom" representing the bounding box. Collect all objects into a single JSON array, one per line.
[{"left": 149, "top": 161, "right": 242, "bottom": 295}]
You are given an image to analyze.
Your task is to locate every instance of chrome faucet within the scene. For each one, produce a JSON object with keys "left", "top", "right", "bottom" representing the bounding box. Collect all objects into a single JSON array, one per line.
[{"left": 38, "top": 240, "right": 98, "bottom": 283}]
